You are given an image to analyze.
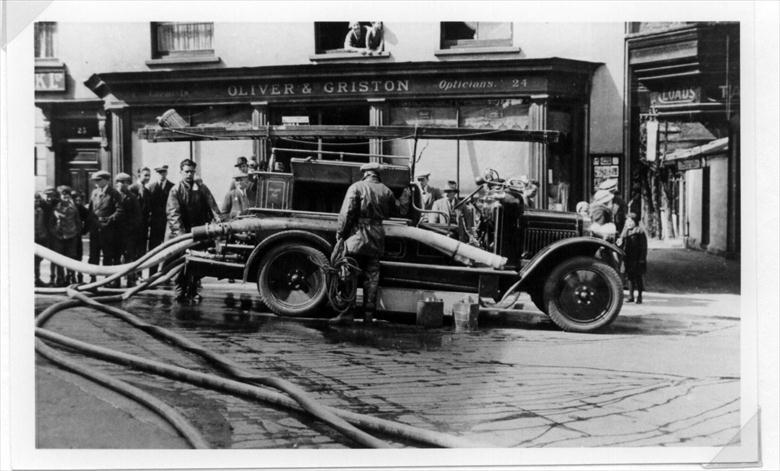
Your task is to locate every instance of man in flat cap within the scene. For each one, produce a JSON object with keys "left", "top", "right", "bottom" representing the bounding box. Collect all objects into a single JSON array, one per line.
[
  {"left": 46, "top": 186, "right": 83, "bottom": 286},
  {"left": 130, "top": 167, "right": 152, "bottom": 266},
  {"left": 597, "top": 178, "right": 627, "bottom": 234},
  {"left": 228, "top": 156, "right": 257, "bottom": 205},
  {"left": 147, "top": 164, "right": 174, "bottom": 274},
  {"left": 430, "top": 181, "right": 478, "bottom": 244},
  {"left": 330, "top": 162, "right": 408, "bottom": 324},
  {"left": 414, "top": 170, "right": 443, "bottom": 223},
  {"left": 221, "top": 168, "right": 252, "bottom": 220},
  {"left": 87, "top": 170, "right": 125, "bottom": 282},
  {"left": 166, "top": 158, "right": 221, "bottom": 303},
  {"left": 115, "top": 172, "right": 143, "bottom": 287}
]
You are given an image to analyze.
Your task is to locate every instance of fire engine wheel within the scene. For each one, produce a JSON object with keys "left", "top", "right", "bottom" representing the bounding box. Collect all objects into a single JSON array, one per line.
[
  {"left": 542, "top": 256, "right": 622, "bottom": 332},
  {"left": 257, "top": 243, "right": 329, "bottom": 318}
]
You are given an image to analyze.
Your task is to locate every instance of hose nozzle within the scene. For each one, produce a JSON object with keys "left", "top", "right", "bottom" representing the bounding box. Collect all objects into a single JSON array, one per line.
[{"left": 191, "top": 219, "right": 265, "bottom": 241}]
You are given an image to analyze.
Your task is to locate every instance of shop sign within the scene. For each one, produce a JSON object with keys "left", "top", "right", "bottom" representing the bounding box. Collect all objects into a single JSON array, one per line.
[
  {"left": 132, "top": 74, "right": 554, "bottom": 104},
  {"left": 677, "top": 158, "right": 702, "bottom": 171},
  {"left": 591, "top": 154, "right": 622, "bottom": 191},
  {"left": 282, "top": 116, "right": 309, "bottom": 125},
  {"left": 35, "top": 69, "right": 66, "bottom": 92},
  {"left": 649, "top": 87, "right": 700, "bottom": 106},
  {"left": 645, "top": 120, "right": 659, "bottom": 161}
]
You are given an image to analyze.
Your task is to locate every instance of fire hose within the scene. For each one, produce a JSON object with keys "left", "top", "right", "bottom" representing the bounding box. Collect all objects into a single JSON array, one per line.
[{"left": 35, "top": 226, "right": 492, "bottom": 448}]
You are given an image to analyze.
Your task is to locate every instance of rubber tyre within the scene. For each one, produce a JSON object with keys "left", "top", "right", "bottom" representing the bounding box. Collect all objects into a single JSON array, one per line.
[
  {"left": 542, "top": 256, "right": 623, "bottom": 332},
  {"left": 256, "top": 242, "right": 329, "bottom": 317}
]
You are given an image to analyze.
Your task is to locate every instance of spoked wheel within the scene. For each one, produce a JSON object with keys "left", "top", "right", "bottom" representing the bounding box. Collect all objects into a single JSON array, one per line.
[
  {"left": 256, "top": 243, "right": 329, "bottom": 317},
  {"left": 542, "top": 256, "right": 623, "bottom": 332}
]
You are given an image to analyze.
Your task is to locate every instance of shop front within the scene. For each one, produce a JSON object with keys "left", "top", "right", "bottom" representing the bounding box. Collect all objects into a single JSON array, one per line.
[
  {"left": 83, "top": 58, "right": 599, "bottom": 209},
  {"left": 625, "top": 22, "right": 739, "bottom": 256}
]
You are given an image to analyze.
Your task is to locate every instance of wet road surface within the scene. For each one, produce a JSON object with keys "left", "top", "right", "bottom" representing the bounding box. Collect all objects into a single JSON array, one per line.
[{"left": 35, "top": 285, "right": 740, "bottom": 448}]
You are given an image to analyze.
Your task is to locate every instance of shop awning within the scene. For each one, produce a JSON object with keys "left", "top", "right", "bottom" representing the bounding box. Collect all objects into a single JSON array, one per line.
[{"left": 665, "top": 136, "right": 728, "bottom": 161}]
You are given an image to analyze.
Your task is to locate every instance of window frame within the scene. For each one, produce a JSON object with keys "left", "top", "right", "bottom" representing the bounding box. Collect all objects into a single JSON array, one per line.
[
  {"left": 150, "top": 22, "right": 216, "bottom": 59},
  {"left": 440, "top": 22, "right": 513, "bottom": 49},
  {"left": 34, "top": 22, "right": 57, "bottom": 60},
  {"left": 309, "top": 21, "right": 390, "bottom": 62}
]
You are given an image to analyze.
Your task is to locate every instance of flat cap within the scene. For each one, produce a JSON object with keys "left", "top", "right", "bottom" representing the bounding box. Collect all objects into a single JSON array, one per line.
[
  {"left": 597, "top": 178, "right": 618, "bottom": 192},
  {"left": 154, "top": 165, "right": 169, "bottom": 172},
  {"left": 43, "top": 186, "right": 58, "bottom": 195},
  {"left": 114, "top": 172, "right": 132, "bottom": 182},
  {"left": 234, "top": 156, "right": 248, "bottom": 167},
  {"left": 414, "top": 170, "right": 431, "bottom": 179},
  {"left": 592, "top": 189, "right": 614, "bottom": 206},
  {"left": 443, "top": 181, "right": 458, "bottom": 192},
  {"left": 90, "top": 170, "right": 111, "bottom": 180},
  {"left": 57, "top": 185, "right": 73, "bottom": 195},
  {"left": 360, "top": 162, "right": 382, "bottom": 173}
]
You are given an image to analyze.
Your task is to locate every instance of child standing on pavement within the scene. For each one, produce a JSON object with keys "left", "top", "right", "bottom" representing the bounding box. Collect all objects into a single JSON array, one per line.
[{"left": 618, "top": 212, "right": 647, "bottom": 304}]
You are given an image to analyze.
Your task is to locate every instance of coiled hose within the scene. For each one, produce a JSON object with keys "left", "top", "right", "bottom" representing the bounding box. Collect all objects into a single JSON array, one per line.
[{"left": 326, "top": 256, "right": 360, "bottom": 314}]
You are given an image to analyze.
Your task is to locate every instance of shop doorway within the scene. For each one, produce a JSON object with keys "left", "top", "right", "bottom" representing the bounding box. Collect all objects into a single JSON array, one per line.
[{"left": 61, "top": 141, "right": 101, "bottom": 198}]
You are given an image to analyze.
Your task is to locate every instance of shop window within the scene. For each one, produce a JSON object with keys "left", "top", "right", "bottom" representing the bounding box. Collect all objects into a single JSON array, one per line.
[
  {"left": 440, "top": 22, "right": 512, "bottom": 49},
  {"left": 34, "top": 22, "right": 56, "bottom": 59},
  {"left": 314, "top": 21, "right": 386, "bottom": 55},
  {"left": 152, "top": 22, "right": 214, "bottom": 58},
  {"left": 626, "top": 22, "right": 694, "bottom": 35}
]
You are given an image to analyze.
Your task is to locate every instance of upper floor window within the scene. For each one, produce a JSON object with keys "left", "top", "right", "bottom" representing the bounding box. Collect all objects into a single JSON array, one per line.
[
  {"left": 34, "top": 22, "right": 56, "bottom": 59},
  {"left": 441, "top": 22, "right": 512, "bottom": 49},
  {"left": 314, "top": 21, "right": 385, "bottom": 55},
  {"left": 152, "top": 22, "right": 214, "bottom": 58}
]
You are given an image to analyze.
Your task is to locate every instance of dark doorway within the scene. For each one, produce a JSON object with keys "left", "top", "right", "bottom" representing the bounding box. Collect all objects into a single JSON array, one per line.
[
  {"left": 701, "top": 165, "right": 710, "bottom": 247},
  {"left": 62, "top": 141, "right": 100, "bottom": 198}
]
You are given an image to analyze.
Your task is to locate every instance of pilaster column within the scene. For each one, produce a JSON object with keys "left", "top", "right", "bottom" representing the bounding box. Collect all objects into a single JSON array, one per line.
[
  {"left": 529, "top": 95, "right": 548, "bottom": 209},
  {"left": 368, "top": 98, "right": 387, "bottom": 162},
  {"left": 105, "top": 100, "right": 131, "bottom": 176},
  {"left": 251, "top": 101, "right": 269, "bottom": 166}
]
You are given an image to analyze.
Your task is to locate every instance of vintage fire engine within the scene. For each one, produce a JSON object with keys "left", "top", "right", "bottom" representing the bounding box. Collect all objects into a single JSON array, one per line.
[{"left": 141, "top": 124, "right": 623, "bottom": 332}]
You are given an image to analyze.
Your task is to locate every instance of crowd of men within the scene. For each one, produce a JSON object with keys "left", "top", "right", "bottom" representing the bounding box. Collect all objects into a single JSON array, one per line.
[{"left": 34, "top": 156, "right": 260, "bottom": 301}]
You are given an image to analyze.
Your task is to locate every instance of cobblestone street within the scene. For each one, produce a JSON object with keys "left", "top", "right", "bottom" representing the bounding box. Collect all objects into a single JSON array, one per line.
[{"left": 35, "top": 278, "right": 740, "bottom": 449}]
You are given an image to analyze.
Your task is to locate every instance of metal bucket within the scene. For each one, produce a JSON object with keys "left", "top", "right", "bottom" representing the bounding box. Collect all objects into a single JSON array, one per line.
[
  {"left": 416, "top": 297, "right": 443, "bottom": 328},
  {"left": 157, "top": 109, "right": 188, "bottom": 128},
  {"left": 452, "top": 298, "right": 479, "bottom": 331}
]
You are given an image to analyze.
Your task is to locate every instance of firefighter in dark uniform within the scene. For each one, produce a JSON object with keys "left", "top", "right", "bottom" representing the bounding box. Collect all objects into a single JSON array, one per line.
[
  {"left": 166, "top": 159, "right": 221, "bottom": 303},
  {"left": 329, "top": 162, "right": 404, "bottom": 324},
  {"left": 115, "top": 172, "right": 143, "bottom": 287},
  {"left": 86, "top": 170, "right": 125, "bottom": 283},
  {"left": 147, "top": 165, "right": 174, "bottom": 274}
]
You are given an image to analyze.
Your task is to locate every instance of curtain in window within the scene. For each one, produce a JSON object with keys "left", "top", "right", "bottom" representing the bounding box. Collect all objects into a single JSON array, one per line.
[
  {"left": 34, "top": 22, "right": 55, "bottom": 58},
  {"left": 156, "top": 22, "right": 213, "bottom": 54}
]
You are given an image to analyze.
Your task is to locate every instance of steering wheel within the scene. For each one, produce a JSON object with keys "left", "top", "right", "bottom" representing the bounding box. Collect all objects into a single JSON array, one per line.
[{"left": 483, "top": 168, "right": 500, "bottom": 183}]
